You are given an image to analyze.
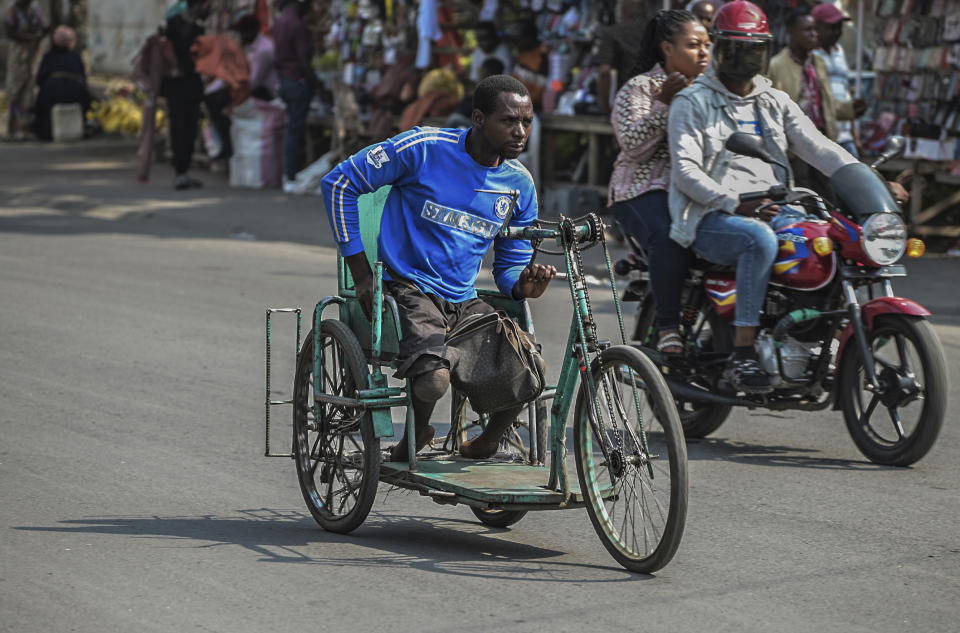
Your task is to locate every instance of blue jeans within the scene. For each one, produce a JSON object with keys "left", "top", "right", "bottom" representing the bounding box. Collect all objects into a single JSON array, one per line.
[
  {"left": 613, "top": 190, "right": 692, "bottom": 330},
  {"left": 279, "top": 78, "right": 314, "bottom": 181},
  {"left": 691, "top": 211, "right": 779, "bottom": 327}
]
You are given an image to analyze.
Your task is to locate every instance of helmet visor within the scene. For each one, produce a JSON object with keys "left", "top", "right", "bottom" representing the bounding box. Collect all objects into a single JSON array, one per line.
[{"left": 712, "top": 38, "right": 771, "bottom": 82}]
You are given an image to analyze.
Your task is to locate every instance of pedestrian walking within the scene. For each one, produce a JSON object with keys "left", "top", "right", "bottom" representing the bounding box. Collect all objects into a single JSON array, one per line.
[
  {"left": 273, "top": 0, "right": 318, "bottom": 193},
  {"left": 4, "top": 0, "right": 47, "bottom": 141},
  {"left": 161, "top": 0, "right": 210, "bottom": 190}
]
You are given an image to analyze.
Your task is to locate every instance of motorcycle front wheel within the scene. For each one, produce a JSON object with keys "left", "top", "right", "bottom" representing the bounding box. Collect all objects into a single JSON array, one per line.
[{"left": 838, "top": 315, "right": 947, "bottom": 466}]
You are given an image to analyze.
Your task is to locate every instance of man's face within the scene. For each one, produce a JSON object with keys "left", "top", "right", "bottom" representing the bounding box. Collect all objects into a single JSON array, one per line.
[
  {"left": 476, "top": 92, "right": 534, "bottom": 159},
  {"left": 691, "top": 1, "right": 716, "bottom": 30},
  {"left": 477, "top": 28, "right": 498, "bottom": 54},
  {"left": 791, "top": 15, "right": 819, "bottom": 53},
  {"left": 815, "top": 20, "right": 843, "bottom": 49}
]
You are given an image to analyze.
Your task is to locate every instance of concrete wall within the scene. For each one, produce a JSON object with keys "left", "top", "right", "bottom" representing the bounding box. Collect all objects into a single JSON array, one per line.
[{"left": 87, "top": 0, "right": 169, "bottom": 75}]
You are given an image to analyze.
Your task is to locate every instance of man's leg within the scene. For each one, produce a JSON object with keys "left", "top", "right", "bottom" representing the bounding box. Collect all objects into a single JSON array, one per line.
[
  {"left": 692, "top": 211, "right": 778, "bottom": 392},
  {"left": 387, "top": 282, "right": 453, "bottom": 461},
  {"left": 280, "top": 78, "right": 312, "bottom": 182},
  {"left": 460, "top": 405, "right": 524, "bottom": 459},
  {"left": 203, "top": 87, "right": 233, "bottom": 159},
  {"left": 389, "top": 362, "right": 447, "bottom": 461},
  {"left": 167, "top": 92, "right": 189, "bottom": 176}
]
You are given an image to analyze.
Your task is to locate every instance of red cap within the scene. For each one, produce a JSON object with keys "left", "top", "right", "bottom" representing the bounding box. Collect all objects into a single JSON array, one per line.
[{"left": 811, "top": 3, "right": 850, "bottom": 24}]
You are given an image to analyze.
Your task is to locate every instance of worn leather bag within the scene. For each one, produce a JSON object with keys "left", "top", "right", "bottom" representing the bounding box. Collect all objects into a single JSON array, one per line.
[{"left": 445, "top": 310, "right": 546, "bottom": 414}]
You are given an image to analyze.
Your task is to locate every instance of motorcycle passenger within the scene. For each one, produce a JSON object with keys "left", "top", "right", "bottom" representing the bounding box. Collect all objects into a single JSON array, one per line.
[
  {"left": 667, "top": 0, "right": 857, "bottom": 394},
  {"left": 320, "top": 75, "right": 556, "bottom": 461},
  {"left": 609, "top": 9, "right": 711, "bottom": 355}
]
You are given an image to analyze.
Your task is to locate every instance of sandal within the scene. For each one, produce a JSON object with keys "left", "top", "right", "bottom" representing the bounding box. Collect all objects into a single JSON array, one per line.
[{"left": 655, "top": 331, "right": 684, "bottom": 355}]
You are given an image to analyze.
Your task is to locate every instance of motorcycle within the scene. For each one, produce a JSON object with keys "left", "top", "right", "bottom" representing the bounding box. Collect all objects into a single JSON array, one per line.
[{"left": 615, "top": 133, "right": 948, "bottom": 466}]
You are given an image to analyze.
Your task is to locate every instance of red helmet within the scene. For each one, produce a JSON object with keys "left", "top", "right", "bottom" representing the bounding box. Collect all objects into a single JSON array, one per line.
[
  {"left": 711, "top": 0, "right": 772, "bottom": 82},
  {"left": 712, "top": 0, "right": 772, "bottom": 41}
]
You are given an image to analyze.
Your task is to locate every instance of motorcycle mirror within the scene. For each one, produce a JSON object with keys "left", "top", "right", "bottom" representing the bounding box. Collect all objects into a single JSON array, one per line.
[
  {"left": 872, "top": 135, "right": 906, "bottom": 168},
  {"left": 725, "top": 132, "right": 776, "bottom": 163},
  {"left": 725, "top": 132, "right": 793, "bottom": 188}
]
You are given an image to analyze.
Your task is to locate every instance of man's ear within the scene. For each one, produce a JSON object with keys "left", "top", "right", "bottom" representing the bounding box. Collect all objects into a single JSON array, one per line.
[{"left": 471, "top": 108, "right": 484, "bottom": 128}]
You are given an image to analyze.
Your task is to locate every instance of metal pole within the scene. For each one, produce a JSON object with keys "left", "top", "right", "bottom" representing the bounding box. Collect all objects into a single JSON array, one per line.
[{"left": 855, "top": 0, "right": 864, "bottom": 97}]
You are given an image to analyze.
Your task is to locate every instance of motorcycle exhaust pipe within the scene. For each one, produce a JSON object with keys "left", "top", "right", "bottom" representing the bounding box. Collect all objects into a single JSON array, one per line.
[{"left": 663, "top": 376, "right": 755, "bottom": 407}]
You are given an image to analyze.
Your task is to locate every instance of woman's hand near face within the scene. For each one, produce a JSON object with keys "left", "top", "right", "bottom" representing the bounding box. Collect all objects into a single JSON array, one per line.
[{"left": 656, "top": 72, "right": 688, "bottom": 105}]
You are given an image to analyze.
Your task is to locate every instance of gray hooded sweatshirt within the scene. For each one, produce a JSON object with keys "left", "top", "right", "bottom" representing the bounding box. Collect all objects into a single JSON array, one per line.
[{"left": 667, "top": 69, "right": 856, "bottom": 247}]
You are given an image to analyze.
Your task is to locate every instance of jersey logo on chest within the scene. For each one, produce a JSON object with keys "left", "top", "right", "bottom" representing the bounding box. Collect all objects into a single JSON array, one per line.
[{"left": 421, "top": 200, "right": 501, "bottom": 239}]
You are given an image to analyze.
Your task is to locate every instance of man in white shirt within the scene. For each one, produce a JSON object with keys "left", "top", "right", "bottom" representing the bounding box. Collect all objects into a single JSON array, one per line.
[
  {"left": 812, "top": 2, "right": 859, "bottom": 157},
  {"left": 469, "top": 21, "right": 512, "bottom": 83}
]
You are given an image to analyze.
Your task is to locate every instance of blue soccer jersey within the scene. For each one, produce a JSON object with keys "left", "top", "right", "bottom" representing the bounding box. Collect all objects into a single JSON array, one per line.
[{"left": 320, "top": 127, "right": 537, "bottom": 303}]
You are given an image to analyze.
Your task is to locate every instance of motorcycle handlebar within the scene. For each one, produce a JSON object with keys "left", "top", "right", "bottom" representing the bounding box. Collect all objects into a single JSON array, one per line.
[{"left": 739, "top": 185, "right": 790, "bottom": 204}]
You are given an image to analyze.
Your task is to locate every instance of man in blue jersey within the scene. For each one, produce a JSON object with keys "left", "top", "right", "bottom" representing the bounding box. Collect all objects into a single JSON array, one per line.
[{"left": 320, "top": 75, "right": 556, "bottom": 461}]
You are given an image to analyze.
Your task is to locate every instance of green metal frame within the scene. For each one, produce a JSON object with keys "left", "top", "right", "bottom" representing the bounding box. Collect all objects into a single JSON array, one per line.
[{"left": 296, "top": 186, "right": 639, "bottom": 506}]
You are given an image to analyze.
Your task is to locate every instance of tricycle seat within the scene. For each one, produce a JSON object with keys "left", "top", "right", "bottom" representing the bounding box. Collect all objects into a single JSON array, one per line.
[{"left": 338, "top": 186, "right": 534, "bottom": 365}]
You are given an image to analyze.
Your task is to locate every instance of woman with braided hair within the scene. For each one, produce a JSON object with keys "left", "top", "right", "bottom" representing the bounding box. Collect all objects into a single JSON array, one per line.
[{"left": 609, "top": 9, "right": 710, "bottom": 355}]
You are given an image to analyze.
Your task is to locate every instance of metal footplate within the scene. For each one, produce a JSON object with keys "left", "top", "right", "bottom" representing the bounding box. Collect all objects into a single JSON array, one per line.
[{"left": 265, "top": 308, "right": 302, "bottom": 457}]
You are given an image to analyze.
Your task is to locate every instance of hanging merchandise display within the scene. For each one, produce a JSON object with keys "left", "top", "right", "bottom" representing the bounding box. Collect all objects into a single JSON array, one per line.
[{"left": 870, "top": 0, "right": 960, "bottom": 159}]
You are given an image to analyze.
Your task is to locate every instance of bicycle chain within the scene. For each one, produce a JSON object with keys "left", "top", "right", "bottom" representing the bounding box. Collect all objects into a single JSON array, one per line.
[{"left": 563, "top": 215, "right": 625, "bottom": 461}]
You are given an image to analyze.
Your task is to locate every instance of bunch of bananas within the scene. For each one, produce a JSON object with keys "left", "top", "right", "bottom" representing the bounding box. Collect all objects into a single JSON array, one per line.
[{"left": 88, "top": 97, "right": 165, "bottom": 135}]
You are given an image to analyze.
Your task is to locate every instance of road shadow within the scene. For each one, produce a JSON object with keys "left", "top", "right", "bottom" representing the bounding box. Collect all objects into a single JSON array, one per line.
[
  {"left": 13, "top": 507, "right": 646, "bottom": 583},
  {"left": 684, "top": 436, "right": 899, "bottom": 471}
]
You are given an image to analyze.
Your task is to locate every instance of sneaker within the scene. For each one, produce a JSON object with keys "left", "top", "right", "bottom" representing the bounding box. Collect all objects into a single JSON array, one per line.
[
  {"left": 174, "top": 174, "right": 203, "bottom": 190},
  {"left": 282, "top": 179, "right": 298, "bottom": 194},
  {"left": 723, "top": 357, "right": 773, "bottom": 394}
]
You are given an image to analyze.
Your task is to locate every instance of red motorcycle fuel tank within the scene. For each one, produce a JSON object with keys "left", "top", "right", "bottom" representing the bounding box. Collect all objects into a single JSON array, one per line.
[
  {"left": 770, "top": 219, "right": 836, "bottom": 290},
  {"left": 704, "top": 219, "right": 837, "bottom": 320}
]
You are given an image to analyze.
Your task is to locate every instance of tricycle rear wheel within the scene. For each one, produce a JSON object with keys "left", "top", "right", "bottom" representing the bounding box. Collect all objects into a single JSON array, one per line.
[
  {"left": 574, "top": 345, "right": 688, "bottom": 574},
  {"left": 293, "top": 320, "right": 380, "bottom": 533}
]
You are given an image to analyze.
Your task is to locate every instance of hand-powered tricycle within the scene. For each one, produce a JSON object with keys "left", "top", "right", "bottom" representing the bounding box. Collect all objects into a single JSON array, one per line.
[{"left": 265, "top": 187, "right": 688, "bottom": 573}]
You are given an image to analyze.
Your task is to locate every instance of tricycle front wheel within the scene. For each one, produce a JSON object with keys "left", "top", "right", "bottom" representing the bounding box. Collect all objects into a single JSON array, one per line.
[
  {"left": 293, "top": 320, "right": 380, "bottom": 533},
  {"left": 574, "top": 345, "right": 688, "bottom": 574},
  {"left": 470, "top": 507, "right": 527, "bottom": 528}
]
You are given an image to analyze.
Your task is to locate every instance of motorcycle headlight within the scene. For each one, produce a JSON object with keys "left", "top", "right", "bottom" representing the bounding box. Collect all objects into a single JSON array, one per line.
[{"left": 862, "top": 212, "right": 907, "bottom": 265}]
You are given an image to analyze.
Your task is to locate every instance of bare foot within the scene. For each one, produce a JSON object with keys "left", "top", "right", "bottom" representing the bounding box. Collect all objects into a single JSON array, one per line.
[
  {"left": 459, "top": 436, "right": 499, "bottom": 460},
  {"left": 389, "top": 425, "right": 435, "bottom": 462}
]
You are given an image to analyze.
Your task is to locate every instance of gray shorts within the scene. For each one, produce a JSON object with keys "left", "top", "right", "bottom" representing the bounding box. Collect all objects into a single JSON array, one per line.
[{"left": 386, "top": 281, "right": 494, "bottom": 380}]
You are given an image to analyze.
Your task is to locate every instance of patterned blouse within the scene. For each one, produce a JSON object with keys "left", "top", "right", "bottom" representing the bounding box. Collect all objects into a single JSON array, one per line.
[{"left": 608, "top": 65, "right": 671, "bottom": 206}]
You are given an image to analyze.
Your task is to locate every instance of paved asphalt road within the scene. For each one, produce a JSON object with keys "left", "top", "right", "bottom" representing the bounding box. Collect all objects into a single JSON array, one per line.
[{"left": 1, "top": 141, "right": 958, "bottom": 632}]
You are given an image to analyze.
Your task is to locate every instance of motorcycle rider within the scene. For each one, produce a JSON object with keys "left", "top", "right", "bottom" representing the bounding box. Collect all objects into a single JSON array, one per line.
[{"left": 667, "top": 0, "right": 857, "bottom": 394}]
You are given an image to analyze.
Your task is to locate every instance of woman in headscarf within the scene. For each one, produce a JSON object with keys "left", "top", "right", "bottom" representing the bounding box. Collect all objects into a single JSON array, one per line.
[
  {"left": 32, "top": 25, "right": 90, "bottom": 141},
  {"left": 4, "top": 0, "right": 47, "bottom": 140}
]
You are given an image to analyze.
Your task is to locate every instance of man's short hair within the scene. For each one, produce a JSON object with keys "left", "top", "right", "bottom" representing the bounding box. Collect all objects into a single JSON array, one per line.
[
  {"left": 480, "top": 57, "right": 505, "bottom": 76},
  {"left": 476, "top": 21, "right": 497, "bottom": 36},
  {"left": 473, "top": 75, "right": 530, "bottom": 116},
  {"left": 785, "top": 7, "right": 810, "bottom": 30}
]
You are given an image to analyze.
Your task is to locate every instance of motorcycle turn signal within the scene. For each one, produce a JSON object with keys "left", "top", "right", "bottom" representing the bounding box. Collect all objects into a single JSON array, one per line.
[{"left": 906, "top": 238, "right": 926, "bottom": 258}]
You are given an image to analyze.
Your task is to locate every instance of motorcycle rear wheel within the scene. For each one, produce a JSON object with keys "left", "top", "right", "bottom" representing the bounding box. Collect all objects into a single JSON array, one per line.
[
  {"left": 635, "top": 295, "right": 732, "bottom": 438},
  {"left": 839, "top": 315, "right": 947, "bottom": 466}
]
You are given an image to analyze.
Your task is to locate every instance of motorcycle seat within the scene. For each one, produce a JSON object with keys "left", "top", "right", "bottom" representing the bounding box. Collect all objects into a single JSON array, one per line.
[{"left": 690, "top": 258, "right": 735, "bottom": 274}]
